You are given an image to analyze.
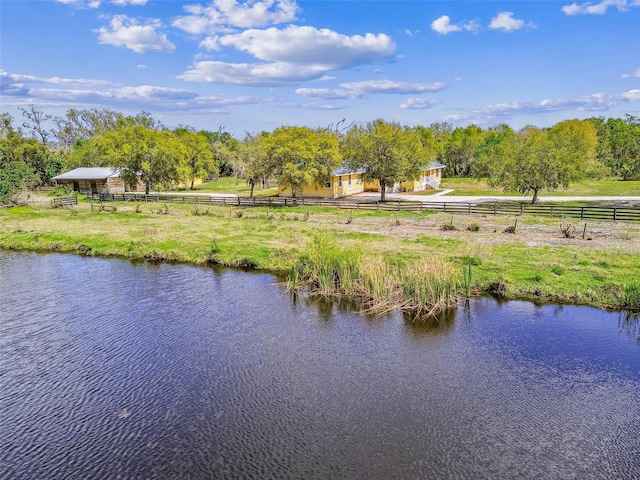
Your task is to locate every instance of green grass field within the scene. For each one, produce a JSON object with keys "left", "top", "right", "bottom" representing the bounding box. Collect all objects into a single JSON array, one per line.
[
  {"left": 442, "top": 178, "right": 640, "bottom": 197},
  {"left": 1, "top": 201, "right": 639, "bottom": 311},
  {"left": 190, "top": 177, "right": 279, "bottom": 197}
]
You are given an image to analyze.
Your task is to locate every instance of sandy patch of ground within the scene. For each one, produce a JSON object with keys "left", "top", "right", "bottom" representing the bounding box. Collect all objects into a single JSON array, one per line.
[{"left": 337, "top": 211, "right": 640, "bottom": 253}]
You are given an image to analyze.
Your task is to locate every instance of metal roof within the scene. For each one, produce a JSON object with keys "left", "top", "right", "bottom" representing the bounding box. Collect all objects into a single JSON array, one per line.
[
  {"left": 331, "top": 162, "right": 445, "bottom": 177},
  {"left": 331, "top": 165, "right": 366, "bottom": 176},
  {"left": 53, "top": 168, "right": 121, "bottom": 181}
]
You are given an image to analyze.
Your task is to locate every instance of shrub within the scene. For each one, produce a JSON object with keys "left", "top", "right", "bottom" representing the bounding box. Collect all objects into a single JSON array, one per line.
[{"left": 441, "top": 222, "right": 457, "bottom": 231}]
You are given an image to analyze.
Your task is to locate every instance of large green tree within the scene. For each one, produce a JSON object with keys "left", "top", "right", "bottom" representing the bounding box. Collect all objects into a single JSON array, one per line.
[
  {"left": 260, "top": 126, "right": 341, "bottom": 198},
  {"left": 342, "top": 119, "right": 425, "bottom": 201},
  {"left": 199, "top": 129, "right": 238, "bottom": 177},
  {"left": 96, "top": 126, "right": 186, "bottom": 194},
  {"left": 230, "top": 133, "right": 271, "bottom": 198},
  {"left": 174, "top": 129, "right": 217, "bottom": 189},
  {"left": 589, "top": 115, "right": 640, "bottom": 180},
  {"left": 0, "top": 114, "right": 39, "bottom": 202},
  {"left": 442, "top": 125, "right": 486, "bottom": 177},
  {"left": 477, "top": 120, "right": 598, "bottom": 204}
]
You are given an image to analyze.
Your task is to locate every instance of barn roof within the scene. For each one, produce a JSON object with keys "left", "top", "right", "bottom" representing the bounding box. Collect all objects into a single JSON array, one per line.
[{"left": 53, "top": 168, "right": 121, "bottom": 181}]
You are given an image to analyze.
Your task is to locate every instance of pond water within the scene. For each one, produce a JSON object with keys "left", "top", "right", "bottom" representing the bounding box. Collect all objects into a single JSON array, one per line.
[{"left": 1, "top": 252, "right": 639, "bottom": 479}]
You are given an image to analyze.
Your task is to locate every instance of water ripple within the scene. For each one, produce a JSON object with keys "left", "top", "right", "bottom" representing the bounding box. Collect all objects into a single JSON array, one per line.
[{"left": 1, "top": 252, "right": 638, "bottom": 479}]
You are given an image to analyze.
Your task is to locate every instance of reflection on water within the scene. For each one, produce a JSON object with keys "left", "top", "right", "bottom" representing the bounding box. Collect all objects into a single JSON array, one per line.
[
  {"left": 1, "top": 252, "right": 639, "bottom": 479},
  {"left": 618, "top": 311, "right": 640, "bottom": 342}
]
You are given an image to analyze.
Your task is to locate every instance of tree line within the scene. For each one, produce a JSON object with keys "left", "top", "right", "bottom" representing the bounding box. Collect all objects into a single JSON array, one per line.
[{"left": 1, "top": 106, "right": 639, "bottom": 204}]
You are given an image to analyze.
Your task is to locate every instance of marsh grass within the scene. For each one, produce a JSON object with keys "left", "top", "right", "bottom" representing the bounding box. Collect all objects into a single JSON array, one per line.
[
  {"left": 289, "top": 232, "right": 460, "bottom": 320},
  {"left": 621, "top": 282, "right": 640, "bottom": 311}
]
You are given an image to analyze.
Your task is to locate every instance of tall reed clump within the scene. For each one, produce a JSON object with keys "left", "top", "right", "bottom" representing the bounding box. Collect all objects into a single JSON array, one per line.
[
  {"left": 288, "top": 231, "right": 461, "bottom": 320},
  {"left": 288, "top": 231, "right": 361, "bottom": 298},
  {"left": 397, "top": 259, "right": 460, "bottom": 320},
  {"left": 621, "top": 281, "right": 640, "bottom": 311}
]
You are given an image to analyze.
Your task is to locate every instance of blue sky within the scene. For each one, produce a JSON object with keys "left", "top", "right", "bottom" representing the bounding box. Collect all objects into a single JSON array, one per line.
[{"left": 1, "top": 0, "right": 639, "bottom": 136}]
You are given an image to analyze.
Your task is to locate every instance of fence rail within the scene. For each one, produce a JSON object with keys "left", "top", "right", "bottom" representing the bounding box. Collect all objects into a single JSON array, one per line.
[
  {"left": 88, "top": 193, "right": 640, "bottom": 222},
  {"left": 52, "top": 196, "right": 78, "bottom": 208}
]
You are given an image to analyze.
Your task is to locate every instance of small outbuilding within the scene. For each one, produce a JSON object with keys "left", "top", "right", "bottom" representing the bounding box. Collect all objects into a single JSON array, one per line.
[{"left": 53, "top": 168, "right": 142, "bottom": 195}]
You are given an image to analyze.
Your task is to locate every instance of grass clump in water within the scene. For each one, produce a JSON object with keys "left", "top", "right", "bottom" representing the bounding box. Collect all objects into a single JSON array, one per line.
[
  {"left": 621, "top": 282, "right": 640, "bottom": 311},
  {"left": 288, "top": 231, "right": 460, "bottom": 320}
]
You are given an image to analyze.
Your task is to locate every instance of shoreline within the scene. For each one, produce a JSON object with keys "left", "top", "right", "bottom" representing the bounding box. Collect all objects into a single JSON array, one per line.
[{"left": 1, "top": 202, "right": 639, "bottom": 313}]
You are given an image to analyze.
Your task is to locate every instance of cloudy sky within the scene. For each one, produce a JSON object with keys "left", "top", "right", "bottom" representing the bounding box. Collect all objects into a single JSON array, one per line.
[{"left": 1, "top": 0, "right": 639, "bottom": 135}]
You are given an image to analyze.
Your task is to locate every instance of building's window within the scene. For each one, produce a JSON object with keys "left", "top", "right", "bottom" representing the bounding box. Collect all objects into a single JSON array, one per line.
[
  {"left": 324, "top": 181, "right": 331, "bottom": 189},
  {"left": 348, "top": 175, "right": 352, "bottom": 185},
  {"left": 338, "top": 176, "right": 342, "bottom": 187}
]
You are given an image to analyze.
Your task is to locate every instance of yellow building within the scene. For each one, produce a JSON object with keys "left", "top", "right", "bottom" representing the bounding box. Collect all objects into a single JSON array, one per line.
[
  {"left": 278, "top": 162, "right": 445, "bottom": 198},
  {"left": 363, "top": 162, "right": 446, "bottom": 194},
  {"left": 278, "top": 166, "right": 366, "bottom": 198},
  {"left": 398, "top": 162, "right": 445, "bottom": 193}
]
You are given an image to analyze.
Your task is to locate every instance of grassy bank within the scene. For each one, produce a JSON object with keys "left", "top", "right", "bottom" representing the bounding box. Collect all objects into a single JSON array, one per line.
[{"left": 1, "top": 201, "right": 639, "bottom": 314}]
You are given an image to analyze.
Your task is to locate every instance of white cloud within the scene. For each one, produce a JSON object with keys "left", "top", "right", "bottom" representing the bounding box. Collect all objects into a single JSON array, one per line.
[
  {"left": 295, "top": 88, "right": 361, "bottom": 100},
  {"left": 489, "top": 12, "right": 536, "bottom": 32},
  {"left": 116, "top": 85, "right": 198, "bottom": 101},
  {"left": 340, "top": 80, "right": 445, "bottom": 95},
  {"left": 178, "top": 61, "right": 328, "bottom": 86},
  {"left": 621, "top": 67, "right": 640, "bottom": 78},
  {"left": 0, "top": 70, "right": 260, "bottom": 113},
  {"left": 216, "top": 26, "right": 395, "bottom": 69},
  {"left": 199, "top": 36, "right": 221, "bottom": 50},
  {"left": 295, "top": 80, "right": 445, "bottom": 100},
  {"left": 447, "top": 89, "right": 640, "bottom": 123},
  {"left": 431, "top": 15, "right": 479, "bottom": 35},
  {"left": 95, "top": 15, "right": 176, "bottom": 53},
  {"left": 55, "top": 0, "right": 100, "bottom": 8},
  {"left": 111, "top": 0, "right": 147, "bottom": 5},
  {"left": 173, "top": 0, "right": 299, "bottom": 35},
  {"left": 400, "top": 98, "right": 440, "bottom": 110},
  {"left": 182, "top": 26, "right": 396, "bottom": 86},
  {"left": 619, "top": 89, "right": 640, "bottom": 101},
  {"left": 56, "top": 0, "right": 146, "bottom": 6},
  {"left": 0, "top": 70, "right": 112, "bottom": 96},
  {"left": 561, "top": 0, "right": 637, "bottom": 15}
]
